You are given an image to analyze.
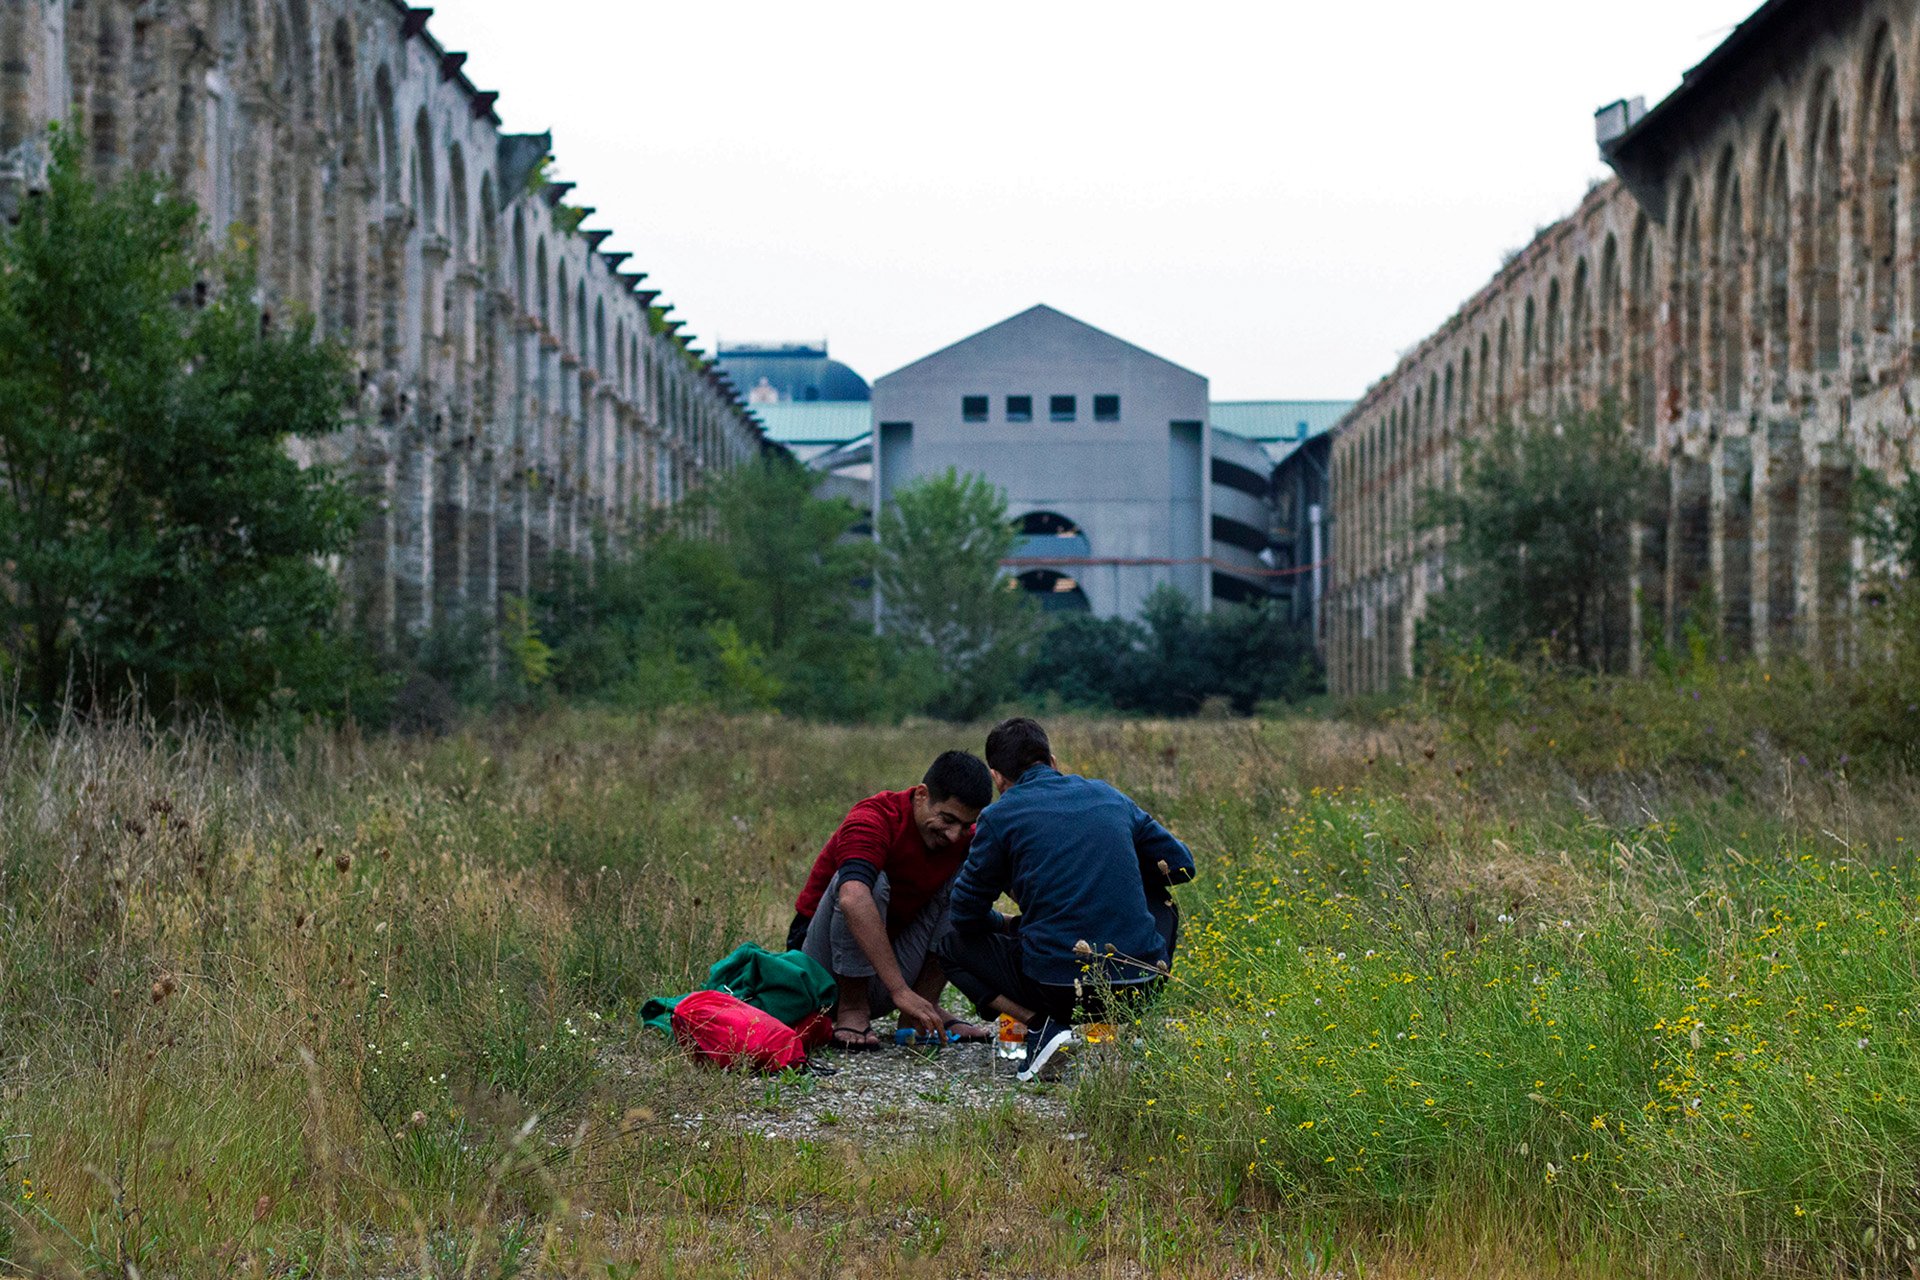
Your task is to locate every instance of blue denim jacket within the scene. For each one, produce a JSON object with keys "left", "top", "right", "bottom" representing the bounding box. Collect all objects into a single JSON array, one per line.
[{"left": 948, "top": 764, "right": 1195, "bottom": 986}]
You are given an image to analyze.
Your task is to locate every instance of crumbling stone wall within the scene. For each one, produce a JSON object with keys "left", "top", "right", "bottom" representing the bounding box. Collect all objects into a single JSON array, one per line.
[
  {"left": 1, "top": 0, "right": 765, "bottom": 645},
  {"left": 1327, "top": 0, "right": 1919, "bottom": 694}
]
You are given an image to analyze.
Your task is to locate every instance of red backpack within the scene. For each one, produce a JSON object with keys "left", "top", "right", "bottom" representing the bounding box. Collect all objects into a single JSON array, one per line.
[{"left": 671, "top": 989, "right": 808, "bottom": 1073}]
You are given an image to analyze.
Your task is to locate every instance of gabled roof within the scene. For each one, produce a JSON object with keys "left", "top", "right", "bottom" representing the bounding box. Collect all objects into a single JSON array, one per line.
[{"left": 876, "top": 304, "right": 1205, "bottom": 385}]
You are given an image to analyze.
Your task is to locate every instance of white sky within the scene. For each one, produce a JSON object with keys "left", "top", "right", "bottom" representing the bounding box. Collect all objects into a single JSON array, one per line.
[{"left": 425, "top": 1, "right": 1758, "bottom": 401}]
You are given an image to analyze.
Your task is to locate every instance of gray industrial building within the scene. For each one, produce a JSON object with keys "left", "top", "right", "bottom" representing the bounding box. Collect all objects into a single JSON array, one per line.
[{"left": 746, "top": 305, "right": 1348, "bottom": 624}]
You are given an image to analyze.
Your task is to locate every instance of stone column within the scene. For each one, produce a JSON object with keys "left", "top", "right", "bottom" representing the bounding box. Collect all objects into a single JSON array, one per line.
[
  {"left": 1801, "top": 441, "right": 1854, "bottom": 664},
  {"left": 392, "top": 426, "right": 433, "bottom": 636}
]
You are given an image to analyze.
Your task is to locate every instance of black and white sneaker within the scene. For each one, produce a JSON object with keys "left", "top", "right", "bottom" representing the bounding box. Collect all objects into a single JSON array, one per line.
[{"left": 1015, "top": 1017, "right": 1074, "bottom": 1082}]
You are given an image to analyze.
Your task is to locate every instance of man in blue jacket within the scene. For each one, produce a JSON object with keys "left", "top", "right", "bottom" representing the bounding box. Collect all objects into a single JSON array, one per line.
[{"left": 935, "top": 717, "right": 1195, "bottom": 1081}]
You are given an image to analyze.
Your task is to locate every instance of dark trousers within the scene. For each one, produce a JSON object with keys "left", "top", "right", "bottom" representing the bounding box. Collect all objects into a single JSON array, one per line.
[{"left": 935, "top": 901, "right": 1178, "bottom": 1025}]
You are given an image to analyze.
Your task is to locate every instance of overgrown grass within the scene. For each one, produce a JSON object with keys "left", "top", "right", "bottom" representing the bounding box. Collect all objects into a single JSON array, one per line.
[{"left": 0, "top": 704, "right": 1913, "bottom": 1276}]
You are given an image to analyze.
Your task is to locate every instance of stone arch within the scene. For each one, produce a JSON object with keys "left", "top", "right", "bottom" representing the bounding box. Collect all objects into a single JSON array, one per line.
[
  {"left": 1544, "top": 277, "right": 1564, "bottom": 407},
  {"left": 1712, "top": 147, "right": 1746, "bottom": 409},
  {"left": 1521, "top": 295, "right": 1537, "bottom": 405},
  {"left": 447, "top": 144, "right": 469, "bottom": 260},
  {"left": 512, "top": 211, "right": 528, "bottom": 310},
  {"left": 372, "top": 64, "right": 399, "bottom": 206},
  {"left": 535, "top": 238, "right": 550, "bottom": 327},
  {"left": 1758, "top": 113, "right": 1792, "bottom": 403},
  {"left": 1806, "top": 74, "right": 1844, "bottom": 374},
  {"left": 1628, "top": 212, "right": 1658, "bottom": 442},
  {"left": 1598, "top": 233, "right": 1622, "bottom": 398},
  {"left": 1860, "top": 27, "right": 1900, "bottom": 374},
  {"left": 1477, "top": 331, "right": 1491, "bottom": 419},
  {"left": 1495, "top": 316, "right": 1511, "bottom": 418},
  {"left": 1570, "top": 258, "right": 1592, "bottom": 402},
  {"left": 328, "top": 17, "right": 356, "bottom": 143},
  {"left": 1675, "top": 175, "right": 1706, "bottom": 414}
]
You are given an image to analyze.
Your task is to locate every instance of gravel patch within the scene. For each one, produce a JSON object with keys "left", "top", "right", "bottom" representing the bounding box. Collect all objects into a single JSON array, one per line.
[{"left": 673, "top": 1040, "right": 1077, "bottom": 1141}]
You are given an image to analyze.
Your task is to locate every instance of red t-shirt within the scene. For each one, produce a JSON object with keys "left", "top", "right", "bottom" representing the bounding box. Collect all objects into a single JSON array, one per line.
[{"left": 794, "top": 790, "right": 972, "bottom": 936}]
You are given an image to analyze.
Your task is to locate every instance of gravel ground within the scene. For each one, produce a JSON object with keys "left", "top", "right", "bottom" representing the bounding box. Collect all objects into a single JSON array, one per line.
[{"left": 670, "top": 1039, "right": 1080, "bottom": 1142}]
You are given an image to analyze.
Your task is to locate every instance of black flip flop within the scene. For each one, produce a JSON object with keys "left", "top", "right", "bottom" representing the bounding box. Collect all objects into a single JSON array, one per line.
[
  {"left": 829, "top": 1024, "right": 880, "bottom": 1052},
  {"left": 942, "top": 1017, "right": 992, "bottom": 1044}
]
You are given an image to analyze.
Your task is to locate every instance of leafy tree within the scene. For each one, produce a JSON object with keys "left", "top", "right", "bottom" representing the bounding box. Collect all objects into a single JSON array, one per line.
[
  {"left": 0, "top": 131, "right": 361, "bottom": 721},
  {"left": 875, "top": 468, "right": 1033, "bottom": 718},
  {"left": 1419, "top": 401, "right": 1654, "bottom": 672},
  {"left": 536, "top": 455, "right": 901, "bottom": 719}
]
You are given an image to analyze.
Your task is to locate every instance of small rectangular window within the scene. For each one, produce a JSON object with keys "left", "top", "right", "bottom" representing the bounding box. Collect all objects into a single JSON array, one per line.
[
  {"left": 1093, "top": 394, "right": 1120, "bottom": 421},
  {"left": 1006, "top": 395, "right": 1033, "bottom": 423},
  {"left": 962, "top": 394, "right": 989, "bottom": 422},
  {"left": 1050, "top": 395, "right": 1077, "bottom": 422}
]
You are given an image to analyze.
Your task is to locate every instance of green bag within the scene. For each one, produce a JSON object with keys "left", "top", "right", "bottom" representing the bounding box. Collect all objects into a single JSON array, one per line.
[
  {"left": 706, "top": 943, "right": 837, "bottom": 1027},
  {"left": 637, "top": 944, "right": 835, "bottom": 1035}
]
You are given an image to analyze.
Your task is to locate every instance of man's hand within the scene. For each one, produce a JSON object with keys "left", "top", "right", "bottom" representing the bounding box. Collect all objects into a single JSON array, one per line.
[{"left": 890, "top": 986, "right": 944, "bottom": 1035}]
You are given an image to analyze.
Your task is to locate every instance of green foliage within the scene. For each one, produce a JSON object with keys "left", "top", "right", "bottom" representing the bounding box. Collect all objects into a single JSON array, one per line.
[
  {"left": 535, "top": 456, "right": 904, "bottom": 719},
  {"left": 1420, "top": 400, "right": 1654, "bottom": 673},
  {"left": 876, "top": 468, "right": 1033, "bottom": 719},
  {"left": 1141, "top": 787, "right": 1920, "bottom": 1275},
  {"left": 1855, "top": 466, "right": 1920, "bottom": 577},
  {"left": 1023, "top": 586, "right": 1323, "bottom": 714},
  {"left": 0, "top": 130, "right": 363, "bottom": 722}
]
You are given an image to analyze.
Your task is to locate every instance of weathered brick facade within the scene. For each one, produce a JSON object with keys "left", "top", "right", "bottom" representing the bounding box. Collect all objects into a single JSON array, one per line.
[
  {"left": 0, "top": 0, "right": 765, "bottom": 644},
  {"left": 1328, "top": 0, "right": 1920, "bottom": 694}
]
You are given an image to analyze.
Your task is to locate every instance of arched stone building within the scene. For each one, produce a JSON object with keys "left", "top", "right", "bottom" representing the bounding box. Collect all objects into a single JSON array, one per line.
[
  {"left": 1327, "top": 0, "right": 1920, "bottom": 694},
  {"left": 0, "top": 0, "right": 767, "bottom": 643}
]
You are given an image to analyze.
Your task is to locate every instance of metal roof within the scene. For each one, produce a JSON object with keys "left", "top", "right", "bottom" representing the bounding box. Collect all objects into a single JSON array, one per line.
[
  {"left": 753, "top": 398, "right": 1357, "bottom": 449},
  {"left": 1210, "top": 400, "right": 1354, "bottom": 443},
  {"left": 749, "top": 401, "right": 874, "bottom": 445}
]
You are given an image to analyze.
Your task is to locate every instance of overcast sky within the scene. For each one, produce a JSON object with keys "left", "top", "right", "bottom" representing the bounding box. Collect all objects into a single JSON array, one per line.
[{"left": 425, "top": 1, "right": 1757, "bottom": 401}]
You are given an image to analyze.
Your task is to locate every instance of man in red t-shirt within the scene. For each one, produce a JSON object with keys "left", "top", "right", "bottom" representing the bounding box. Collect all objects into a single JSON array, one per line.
[{"left": 790, "top": 751, "right": 995, "bottom": 1050}]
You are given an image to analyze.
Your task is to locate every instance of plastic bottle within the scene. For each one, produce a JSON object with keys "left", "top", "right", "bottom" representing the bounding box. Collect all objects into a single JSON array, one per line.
[{"left": 996, "top": 1013, "right": 1027, "bottom": 1059}]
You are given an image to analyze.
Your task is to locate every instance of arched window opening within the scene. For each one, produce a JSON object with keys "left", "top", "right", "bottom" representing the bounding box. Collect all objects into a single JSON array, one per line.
[
  {"left": 1598, "top": 235, "right": 1621, "bottom": 397},
  {"left": 1809, "top": 92, "right": 1843, "bottom": 374},
  {"left": 1628, "top": 215, "right": 1657, "bottom": 440},
  {"left": 1496, "top": 319, "right": 1511, "bottom": 418},
  {"left": 1544, "top": 279, "right": 1564, "bottom": 406},
  {"left": 1521, "top": 297, "right": 1537, "bottom": 403},
  {"left": 1570, "top": 261, "right": 1592, "bottom": 402},
  {"left": 1865, "top": 48, "right": 1900, "bottom": 371},
  {"left": 1676, "top": 180, "right": 1705, "bottom": 413},
  {"left": 1715, "top": 169, "right": 1745, "bottom": 409},
  {"left": 1761, "top": 127, "right": 1791, "bottom": 403}
]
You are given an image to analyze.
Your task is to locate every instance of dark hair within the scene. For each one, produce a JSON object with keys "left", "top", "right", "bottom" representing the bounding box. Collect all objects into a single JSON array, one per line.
[
  {"left": 985, "top": 717, "right": 1051, "bottom": 779},
  {"left": 923, "top": 750, "right": 992, "bottom": 810}
]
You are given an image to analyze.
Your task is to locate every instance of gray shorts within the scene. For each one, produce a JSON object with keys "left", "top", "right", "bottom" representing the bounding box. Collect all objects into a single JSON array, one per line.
[{"left": 801, "top": 868, "right": 951, "bottom": 1017}]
